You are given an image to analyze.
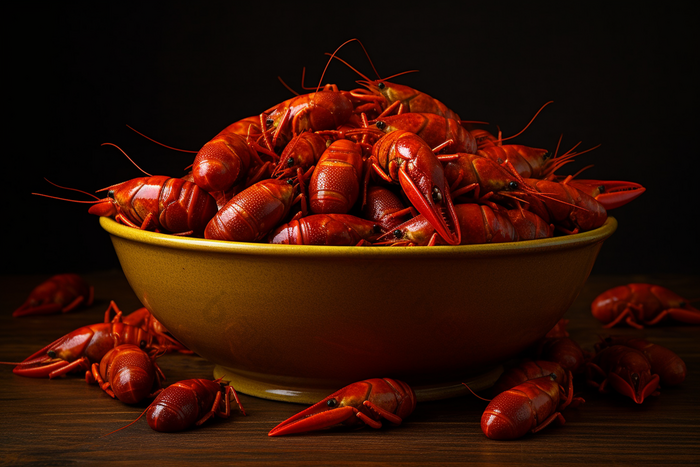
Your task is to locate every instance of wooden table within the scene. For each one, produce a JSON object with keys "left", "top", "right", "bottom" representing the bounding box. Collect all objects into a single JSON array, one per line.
[{"left": 1, "top": 270, "right": 698, "bottom": 465}]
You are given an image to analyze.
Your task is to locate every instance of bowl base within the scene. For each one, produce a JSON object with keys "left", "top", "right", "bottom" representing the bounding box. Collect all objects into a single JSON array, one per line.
[{"left": 213, "top": 365, "right": 504, "bottom": 404}]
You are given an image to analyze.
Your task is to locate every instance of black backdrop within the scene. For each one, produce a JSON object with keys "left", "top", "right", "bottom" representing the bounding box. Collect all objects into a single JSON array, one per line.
[{"left": 5, "top": 3, "right": 698, "bottom": 275}]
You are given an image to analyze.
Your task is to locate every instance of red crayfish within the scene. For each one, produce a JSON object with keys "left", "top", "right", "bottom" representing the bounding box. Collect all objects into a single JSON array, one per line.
[
  {"left": 591, "top": 283, "right": 700, "bottom": 328},
  {"left": 13, "top": 273, "right": 94, "bottom": 317},
  {"left": 110, "top": 378, "right": 246, "bottom": 433},
  {"left": 147, "top": 378, "right": 246, "bottom": 432},
  {"left": 332, "top": 42, "right": 461, "bottom": 121},
  {"left": 204, "top": 178, "right": 305, "bottom": 242},
  {"left": 308, "top": 139, "right": 364, "bottom": 215},
  {"left": 368, "top": 130, "right": 461, "bottom": 245},
  {"left": 35, "top": 167, "right": 219, "bottom": 238},
  {"left": 370, "top": 112, "right": 477, "bottom": 154},
  {"left": 86, "top": 344, "right": 165, "bottom": 404},
  {"left": 7, "top": 314, "right": 187, "bottom": 378},
  {"left": 595, "top": 336, "right": 686, "bottom": 386},
  {"left": 376, "top": 203, "right": 520, "bottom": 246},
  {"left": 268, "top": 213, "right": 383, "bottom": 245},
  {"left": 585, "top": 344, "right": 660, "bottom": 404},
  {"left": 489, "top": 360, "right": 569, "bottom": 396},
  {"left": 102, "top": 301, "right": 191, "bottom": 354},
  {"left": 269, "top": 378, "right": 416, "bottom": 436},
  {"left": 479, "top": 370, "right": 583, "bottom": 440}
]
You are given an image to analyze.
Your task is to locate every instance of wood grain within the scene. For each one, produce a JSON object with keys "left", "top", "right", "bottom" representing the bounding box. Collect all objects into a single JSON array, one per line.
[{"left": 1, "top": 270, "right": 698, "bottom": 465}]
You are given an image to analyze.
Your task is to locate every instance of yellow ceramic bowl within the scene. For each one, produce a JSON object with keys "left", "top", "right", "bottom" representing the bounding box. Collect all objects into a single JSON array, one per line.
[{"left": 100, "top": 216, "right": 616, "bottom": 404}]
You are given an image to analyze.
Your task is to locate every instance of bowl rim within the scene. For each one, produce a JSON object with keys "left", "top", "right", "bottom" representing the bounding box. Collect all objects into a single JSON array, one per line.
[{"left": 100, "top": 216, "right": 617, "bottom": 258}]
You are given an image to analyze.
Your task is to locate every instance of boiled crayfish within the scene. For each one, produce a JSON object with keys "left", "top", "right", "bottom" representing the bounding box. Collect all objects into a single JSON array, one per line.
[
  {"left": 591, "top": 283, "right": 700, "bottom": 328},
  {"left": 36, "top": 39, "right": 645, "bottom": 248},
  {"left": 269, "top": 378, "right": 416, "bottom": 436},
  {"left": 13, "top": 274, "right": 93, "bottom": 317}
]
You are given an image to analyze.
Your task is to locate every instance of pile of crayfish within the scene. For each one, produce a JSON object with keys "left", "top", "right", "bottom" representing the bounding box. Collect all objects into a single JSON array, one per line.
[
  {"left": 4, "top": 300, "right": 247, "bottom": 432},
  {"left": 41, "top": 39, "right": 644, "bottom": 246}
]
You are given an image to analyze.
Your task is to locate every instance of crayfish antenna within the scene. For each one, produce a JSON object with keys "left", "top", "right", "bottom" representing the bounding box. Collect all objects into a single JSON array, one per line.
[
  {"left": 101, "top": 401, "right": 154, "bottom": 438},
  {"left": 277, "top": 75, "right": 301, "bottom": 95},
  {"left": 125, "top": 125, "right": 198, "bottom": 154},
  {"left": 319, "top": 37, "right": 383, "bottom": 88},
  {"left": 344, "top": 37, "right": 383, "bottom": 80},
  {"left": 480, "top": 101, "right": 553, "bottom": 148},
  {"left": 42, "top": 178, "right": 101, "bottom": 199},
  {"left": 317, "top": 38, "right": 361, "bottom": 92},
  {"left": 33, "top": 178, "right": 104, "bottom": 205},
  {"left": 100, "top": 143, "right": 153, "bottom": 177},
  {"left": 544, "top": 143, "right": 602, "bottom": 179},
  {"left": 461, "top": 383, "right": 492, "bottom": 402},
  {"left": 323, "top": 52, "right": 420, "bottom": 87}
]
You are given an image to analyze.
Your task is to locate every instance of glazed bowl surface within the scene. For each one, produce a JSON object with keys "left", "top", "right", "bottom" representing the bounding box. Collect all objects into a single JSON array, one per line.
[{"left": 100, "top": 216, "right": 616, "bottom": 403}]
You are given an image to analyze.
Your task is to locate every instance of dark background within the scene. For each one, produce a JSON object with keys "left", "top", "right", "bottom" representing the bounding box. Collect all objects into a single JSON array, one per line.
[{"left": 5, "top": 3, "right": 698, "bottom": 276}]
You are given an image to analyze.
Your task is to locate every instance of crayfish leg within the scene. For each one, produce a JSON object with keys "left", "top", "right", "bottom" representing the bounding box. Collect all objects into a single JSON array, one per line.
[
  {"left": 644, "top": 308, "right": 700, "bottom": 326},
  {"left": 195, "top": 390, "right": 225, "bottom": 426},
  {"left": 355, "top": 410, "right": 383, "bottom": 429},
  {"left": 49, "top": 357, "right": 91, "bottom": 379},
  {"left": 531, "top": 411, "right": 566, "bottom": 434},
  {"left": 104, "top": 300, "right": 124, "bottom": 323},
  {"left": 227, "top": 385, "right": 246, "bottom": 416},
  {"left": 362, "top": 400, "right": 403, "bottom": 425},
  {"left": 602, "top": 307, "right": 643, "bottom": 329}
]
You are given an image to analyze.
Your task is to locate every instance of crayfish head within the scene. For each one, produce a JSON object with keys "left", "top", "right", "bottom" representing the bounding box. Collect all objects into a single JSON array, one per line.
[
  {"left": 88, "top": 198, "right": 118, "bottom": 218},
  {"left": 398, "top": 147, "right": 461, "bottom": 245},
  {"left": 268, "top": 381, "right": 374, "bottom": 436}
]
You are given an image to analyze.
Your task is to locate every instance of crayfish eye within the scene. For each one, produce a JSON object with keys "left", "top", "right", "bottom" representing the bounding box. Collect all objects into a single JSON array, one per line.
[
  {"left": 286, "top": 157, "right": 295, "bottom": 168},
  {"left": 597, "top": 185, "right": 605, "bottom": 193},
  {"left": 632, "top": 373, "right": 640, "bottom": 388},
  {"left": 139, "top": 340, "right": 147, "bottom": 349},
  {"left": 542, "top": 151, "right": 552, "bottom": 160},
  {"left": 432, "top": 187, "right": 443, "bottom": 203},
  {"left": 376, "top": 121, "right": 387, "bottom": 130},
  {"left": 266, "top": 118, "right": 274, "bottom": 127},
  {"left": 377, "top": 82, "right": 386, "bottom": 90},
  {"left": 108, "top": 190, "right": 115, "bottom": 199},
  {"left": 393, "top": 229, "right": 403, "bottom": 239},
  {"left": 508, "top": 181, "right": 519, "bottom": 190},
  {"left": 371, "top": 224, "right": 381, "bottom": 234},
  {"left": 327, "top": 398, "right": 338, "bottom": 408},
  {"left": 47, "top": 350, "right": 56, "bottom": 358},
  {"left": 286, "top": 179, "right": 294, "bottom": 185}
]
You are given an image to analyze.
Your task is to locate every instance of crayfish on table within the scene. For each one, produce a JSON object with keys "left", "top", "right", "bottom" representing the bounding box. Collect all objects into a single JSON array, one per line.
[
  {"left": 595, "top": 336, "right": 686, "bottom": 386},
  {"left": 13, "top": 273, "right": 93, "bottom": 317},
  {"left": 268, "top": 378, "right": 416, "bottom": 436},
  {"left": 591, "top": 283, "right": 700, "bottom": 328},
  {"left": 478, "top": 368, "right": 584, "bottom": 440},
  {"left": 4, "top": 302, "right": 189, "bottom": 378},
  {"left": 86, "top": 343, "right": 165, "bottom": 404},
  {"left": 584, "top": 336, "right": 686, "bottom": 404},
  {"left": 585, "top": 344, "right": 660, "bottom": 404},
  {"left": 107, "top": 378, "right": 246, "bottom": 434}
]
